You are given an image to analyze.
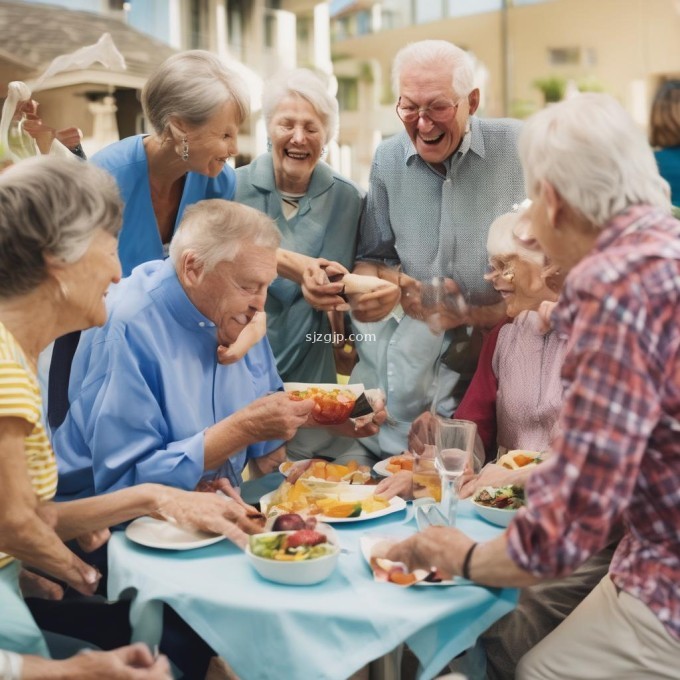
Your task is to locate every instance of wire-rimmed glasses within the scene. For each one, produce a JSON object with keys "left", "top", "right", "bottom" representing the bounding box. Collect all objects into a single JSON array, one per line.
[{"left": 396, "top": 97, "right": 460, "bottom": 124}]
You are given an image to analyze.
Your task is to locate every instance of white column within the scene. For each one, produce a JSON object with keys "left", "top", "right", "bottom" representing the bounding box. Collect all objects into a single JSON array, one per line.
[
  {"left": 313, "top": 3, "right": 332, "bottom": 75},
  {"left": 168, "top": 0, "right": 182, "bottom": 49}
]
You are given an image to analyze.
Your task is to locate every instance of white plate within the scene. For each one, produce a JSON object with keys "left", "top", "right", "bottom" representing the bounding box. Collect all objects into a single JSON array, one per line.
[
  {"left": 125, "top": 516, "right": 226, "bottom": 551},
  {"left": 260, "top": 485, "right": 406, "bottom": 524},
  {"left": 359, "top": 535, "right": 461, "bottom": 586},
  {"left": 470, "top": 499, "right": 519, "bottom": 528},
  {"left": 372, "top": 459, "right": 393, "bottom": 477}
]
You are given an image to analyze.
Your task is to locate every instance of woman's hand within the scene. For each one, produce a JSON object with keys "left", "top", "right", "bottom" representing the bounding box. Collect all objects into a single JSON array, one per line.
[
  {"left": 156, "top": 488, "right": 265, "bottom": 549},
  {"left": 458, "top": 463, "right": 528, "bottom": 499},
  {"left": 76, "top": 528, "right": 111, "bottom": 553},
  {"left": 407, "top": 412, "right": 437, "bottom": 455},
  {"left": 374, "top": 470, "right": 413, "bottom": 500},
  {"left": 30, "top": 643, "right": 174, "bottom": 680},
  {"left": 301, "top": 258, "right": 349, "bottom": 312},
  {"left": 19, "top": 569, "right": 64, "bottom": 600}
]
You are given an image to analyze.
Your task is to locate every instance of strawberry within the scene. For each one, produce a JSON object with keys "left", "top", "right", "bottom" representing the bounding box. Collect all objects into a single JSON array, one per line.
[{"left": 286, "top": 529, "right": 327, "bottom": 548}]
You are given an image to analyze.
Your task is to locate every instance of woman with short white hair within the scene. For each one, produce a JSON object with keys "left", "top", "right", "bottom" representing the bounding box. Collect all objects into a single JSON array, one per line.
[{"left": 235, "top": 68, "right": 365, "bottom": 383}]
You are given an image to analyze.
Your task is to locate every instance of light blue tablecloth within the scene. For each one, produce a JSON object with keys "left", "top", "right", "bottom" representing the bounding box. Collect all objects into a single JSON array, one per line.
[
  {"left": 0, "top": 561, "right": 50, "bottom": 657},
  {"left": 108, "top": 501, "right": 516, "bottom": 680}
]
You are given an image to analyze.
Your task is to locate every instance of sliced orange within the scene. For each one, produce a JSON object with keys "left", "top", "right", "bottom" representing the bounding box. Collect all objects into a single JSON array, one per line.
[{"left": 324, "top": 501, "right": 362, "bottom": 518}]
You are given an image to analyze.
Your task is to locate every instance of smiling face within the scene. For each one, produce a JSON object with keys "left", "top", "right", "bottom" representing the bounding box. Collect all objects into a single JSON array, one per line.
[
  {"left": 181, "top": 100, "right": 240, "bottom": 178},
  {"left": 268, "top": 94, "right": 325, "bottom": 193},
  {"left": 189, "top": 245, "right": 278, "bottom": 346},
  {"left": 398, "top": 61, "right": 477, "bottom": 166},
  {"left": 484, "top": 253, "right": 554, "bottom": 318},
  {"left": 60, "top": 229, "right": 122, "bottom": 329}
]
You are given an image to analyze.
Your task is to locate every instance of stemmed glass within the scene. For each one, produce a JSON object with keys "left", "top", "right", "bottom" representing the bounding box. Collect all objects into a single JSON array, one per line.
[{"left": 434, "top": 417, "right": 477, "bottom": 527}]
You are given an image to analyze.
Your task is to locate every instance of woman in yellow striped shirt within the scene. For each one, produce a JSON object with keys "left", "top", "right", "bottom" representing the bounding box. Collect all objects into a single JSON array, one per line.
[{"left": 0, "top": 156, "right": 264, "bottom": 663}]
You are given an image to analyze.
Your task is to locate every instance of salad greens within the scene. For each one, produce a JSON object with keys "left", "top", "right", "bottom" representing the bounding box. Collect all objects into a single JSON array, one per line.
[{"left": 474, "top": 485, "right": 525, "bottom": 510}]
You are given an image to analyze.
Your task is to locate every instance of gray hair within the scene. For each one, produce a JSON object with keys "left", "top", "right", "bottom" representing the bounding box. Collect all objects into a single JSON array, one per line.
[
  {"left": 392, "top": 40, "right": 475, "bottom": 99},
  {"left": 486, "top": 209, "right": 543, "bottom": 266},
  {"left": 142, "top": 50, "right": 250, "bottom": 135},
  {"left": 0, "top": 156, "right": 122, "bottom": 299},
  {"left": 519, "top": 93, "right": 671, "bottom": 228},
  {"left": 169, "top": 199, "right": 281, "bottom": 273},
  {"left": 262, "top": 68, "right": 339, "bottom": 144}
]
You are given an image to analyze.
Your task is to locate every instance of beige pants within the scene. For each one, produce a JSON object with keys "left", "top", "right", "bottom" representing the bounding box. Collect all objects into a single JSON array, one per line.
[{"left": 517, "top": 575, "right": 680, "bottom": 679}]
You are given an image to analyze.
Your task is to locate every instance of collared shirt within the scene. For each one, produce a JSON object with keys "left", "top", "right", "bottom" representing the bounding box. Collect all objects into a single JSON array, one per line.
[
  {"left": 507, "top": 205, "right": 680, "bottom": 641},
  {"left": 351, "top": 118, "right": 525, "bottom": 453},
  {"left": 235, "top": 153, "right": 364, "bottom": 383},
  {"left": 53, "top": 259, "right": 284, "bottom": 500},
  {"left": 92, "top": 135, "right": 237, "bottom": 276}
]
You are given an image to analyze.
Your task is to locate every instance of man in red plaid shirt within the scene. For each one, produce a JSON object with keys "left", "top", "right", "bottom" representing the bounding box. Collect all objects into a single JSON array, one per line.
[{"left": 387, "top": 93, "right": 680, "bottom": 679}]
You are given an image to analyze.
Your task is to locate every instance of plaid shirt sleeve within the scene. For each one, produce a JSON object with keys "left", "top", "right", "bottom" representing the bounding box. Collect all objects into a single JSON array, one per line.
[{"left": 506, "top": 263, "right": 664, "bottom": 577}]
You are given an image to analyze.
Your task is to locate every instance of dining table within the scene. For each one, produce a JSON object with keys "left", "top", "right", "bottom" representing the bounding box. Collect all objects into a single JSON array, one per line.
[{"left": 107, "top": 478, "right": 517, "bottom": 680}]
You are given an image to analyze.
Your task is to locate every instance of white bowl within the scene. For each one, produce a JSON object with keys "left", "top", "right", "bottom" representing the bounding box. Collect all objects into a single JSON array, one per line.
[
  {"left": 470, "top": 499, "right": 519, "bottom": 528},
  {"left": 245, "top": 530, "right": 340, "bottom": 586}
]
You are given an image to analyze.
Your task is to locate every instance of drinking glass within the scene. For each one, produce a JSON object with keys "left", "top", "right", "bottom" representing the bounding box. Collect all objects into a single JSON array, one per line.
[
  {"left": 409, "top": 413, "right": 441, "bottom": 502},
  {"left": 434, "top": 417, "right": 477, "bottom": 526}
]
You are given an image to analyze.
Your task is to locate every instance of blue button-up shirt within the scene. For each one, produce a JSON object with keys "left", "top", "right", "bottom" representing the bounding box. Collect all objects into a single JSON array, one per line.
[{"left": 53, "top": 259, "right": 284, "bottom": 500}]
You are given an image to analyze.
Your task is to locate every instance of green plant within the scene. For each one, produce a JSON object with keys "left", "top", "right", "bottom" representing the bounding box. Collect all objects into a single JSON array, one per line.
[
  {"left": 577, "top": 76, "right": 605, "bottom": 93},
  {"left": 533, "top": 76, "right": 567, "bottom": 103}
]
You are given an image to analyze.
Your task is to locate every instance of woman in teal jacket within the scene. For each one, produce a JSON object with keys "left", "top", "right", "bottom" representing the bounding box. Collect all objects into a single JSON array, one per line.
[{"left": 235, "top": 69, "right": 364, "bottom": 383}]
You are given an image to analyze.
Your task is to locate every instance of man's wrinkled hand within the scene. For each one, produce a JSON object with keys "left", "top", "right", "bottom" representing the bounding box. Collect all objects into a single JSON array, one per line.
[{"left": 242, "top": 391, "right": 315, "bottom": 442}]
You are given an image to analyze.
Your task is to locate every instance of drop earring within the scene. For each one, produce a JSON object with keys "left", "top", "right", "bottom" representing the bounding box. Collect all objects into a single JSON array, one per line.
[
  {"left": 266, "top": 139, "right": 272, "bottom": 152},
  {"left": 181, "top": 136, "right": 189, "bottom": 162}
]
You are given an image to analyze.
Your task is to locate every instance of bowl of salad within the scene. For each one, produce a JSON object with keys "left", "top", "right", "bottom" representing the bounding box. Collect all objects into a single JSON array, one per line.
[
  {"left": 471, "top": 486, "right": 525, "bottom": 527},
  {"left": 246, "top": 527, "right": 340, "bottom": 585}
]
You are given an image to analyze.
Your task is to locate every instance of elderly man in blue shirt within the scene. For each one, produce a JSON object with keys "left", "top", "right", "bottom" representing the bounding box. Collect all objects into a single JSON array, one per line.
[
  {"left": 332, "top": 40, "right": 526, "bottom": 462},
  {"left": 53, "top": 200, "right": 317, "bottom": 500}
]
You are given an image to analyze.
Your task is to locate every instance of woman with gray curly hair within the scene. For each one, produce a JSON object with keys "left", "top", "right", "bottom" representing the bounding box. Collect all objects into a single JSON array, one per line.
[
  {"left": 0, "top": 156, "right": 263, "bottom": 671},
  {"left": 235, "top": 68, "right": 364, "bottom": 383}
]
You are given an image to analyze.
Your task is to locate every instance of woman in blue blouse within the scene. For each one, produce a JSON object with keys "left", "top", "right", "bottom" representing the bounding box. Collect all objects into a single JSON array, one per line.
[{"left": 235, "top": 69, "right": 364, "bottom": 383}]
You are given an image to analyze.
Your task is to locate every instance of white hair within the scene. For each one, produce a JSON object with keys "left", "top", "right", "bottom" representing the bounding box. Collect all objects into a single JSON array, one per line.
[
  {"left": 169, "top": 199, "right": 281, "bottom": 273},
  {"left": 142, "top": 51, "right": 250, "bottom": 135},
  {"left": 262, "top": 68, "right": 339, "bottom": 144},
  {"left": 0, "top": 156, "right": 122, "bottom": 299},
  {"left": 519, "top": 93, "right": 671, "bottom": 228},
  {"left": 486, "top": 210, "right": 544, "bottom": 265},
  {"left": 392, "top": 40, "right": 475, "bottom": 99}
]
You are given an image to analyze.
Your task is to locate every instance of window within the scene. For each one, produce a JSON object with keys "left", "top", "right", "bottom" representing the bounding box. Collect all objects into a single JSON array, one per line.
[
  {"left": 337, "top": 78, "right": 359, "bottom": 112},
  {"left": 356, "top": 10, "right": 372, "bottom": 35},
  {"left": 189, "top": 0, "right": 209, "bottom": 49},
  {"left": 548, "top": 47, "right": 581, "bottom": 66}
]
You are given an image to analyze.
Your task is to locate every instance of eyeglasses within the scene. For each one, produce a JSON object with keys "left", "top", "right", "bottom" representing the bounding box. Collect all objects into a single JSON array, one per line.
[
  {"left": 396, "top": 97, "right": 460, "bottom": 124},
  {"left": 484, "top": 257, "right": 516, "bottom": 283}
]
